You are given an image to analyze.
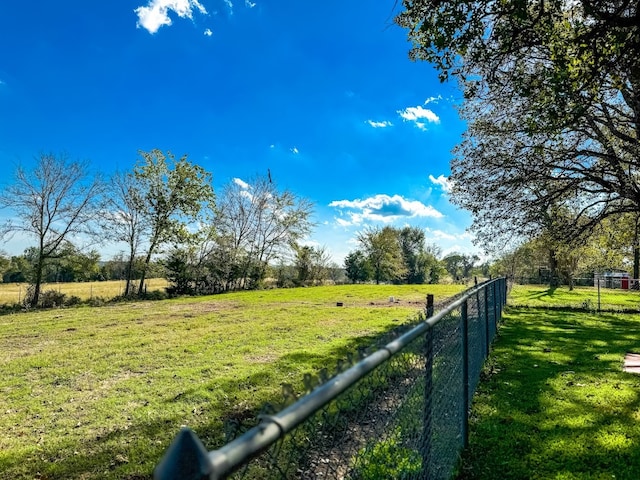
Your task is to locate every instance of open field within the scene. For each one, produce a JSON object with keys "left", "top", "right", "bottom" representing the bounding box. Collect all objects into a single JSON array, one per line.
[
  {"left": 0, "top": 283, "right": 463, "bottom": 479},
  {"left": 510, "top": 283, "right": 640, "bottom": 310},
  {"left": 0, "top": 278, "right": 170, "bottom": 305},
  {"left": 457, "top": 302, "right": 640, "bottom": 479}
]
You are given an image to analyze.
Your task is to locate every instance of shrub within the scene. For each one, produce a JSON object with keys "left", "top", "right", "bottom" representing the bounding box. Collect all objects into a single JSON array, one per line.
[
  {"left": 39, "top": 290, "right": 67, "bottom": 308},
  {"left": 65, "top": 295, "right": 82, "bottom": 307}
]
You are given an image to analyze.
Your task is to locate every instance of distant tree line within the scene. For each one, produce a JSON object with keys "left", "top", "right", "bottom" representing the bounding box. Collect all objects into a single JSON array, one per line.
[
  {"left": 0, "top": 151, "right": 314, "bottom": 306},
  {"left": 0, "top": 151, "right": 487, "bottom": 308},
  {"left": 343, "top": 225, "right": 484, "bottom": 285}
]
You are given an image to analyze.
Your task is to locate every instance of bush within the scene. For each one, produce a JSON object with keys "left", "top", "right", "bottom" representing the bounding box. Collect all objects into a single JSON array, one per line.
[
  {"left": 65, "top": 295, "right": 82, "bottom": 307},
  {"left": 39, "top": 290, "right": 67, "bottom": 308}
]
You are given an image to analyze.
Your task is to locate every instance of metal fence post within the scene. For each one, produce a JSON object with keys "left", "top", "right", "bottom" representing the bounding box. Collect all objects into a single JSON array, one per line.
[
  {"left": 154, "top": 428, "right": 212, "bottom": 480},
  {"left": 461, "top": 299, "right": 470, "bottom": 449},
  {"left": 426, "top": 294, "right": 434, "bottom": 318}
]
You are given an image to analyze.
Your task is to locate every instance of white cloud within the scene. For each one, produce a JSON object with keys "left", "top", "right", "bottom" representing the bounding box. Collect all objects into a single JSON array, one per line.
[
  {"left": 366, "top": 120, "right": 393, "bottom": 128},
  {"left": 291, "top": 147, "right": 299, "bottom": 154},
  {"left": 224, "top": 0, "right": 234, "bottom": 14},
  {"left": 397, "top": 105, "right": 440, "bottom": 129},
  {"left": 424, "top": 95, "right": 442, "bottom": 105},
  {"left": 245, "top": 0, "right": 256, "bottom": 7},
  {"left": 204, "top": 28, "right": 213, "bottom": 36},
  {"left": 425, "top": 228, "right": 458, "bottom": 241},
  {"left": 233, "top": 177, "right": 250, "bottom": 190},
  {"left": 329, "top": 194, "right": 443, "bottom": 226},
  {"left": 135, "top": 0, "right": 207, "bottom": 34},
  {"left": 429, "top": 174, "right": 452, "bottom": 193}
]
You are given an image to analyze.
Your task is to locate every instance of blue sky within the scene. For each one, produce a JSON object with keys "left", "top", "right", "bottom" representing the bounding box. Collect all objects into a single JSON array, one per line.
[{"left": 0, "top": 0, "right": 477, "bottom": 264}]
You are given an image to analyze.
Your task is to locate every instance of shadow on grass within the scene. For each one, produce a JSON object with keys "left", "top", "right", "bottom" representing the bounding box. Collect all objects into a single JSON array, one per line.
[
  {"left": 524, "top": 286, "right": 557, "bottom": 301},
  {"left": 456, "top": 307, "right": 640, "bottom": 480}
]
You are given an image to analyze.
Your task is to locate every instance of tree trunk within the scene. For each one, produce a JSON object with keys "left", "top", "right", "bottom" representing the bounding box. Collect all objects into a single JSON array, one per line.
[
  {"left": 31, "top": 255, "right": 44, "bottom": 308},
  {"left": 549, "top": 249, "right": 559, "bottom": 288},
  {"left": 138, "top": 249, "right": 153, "bottom": 296},
  {"left": 125, "top": 246, "right": 135, "bottom": 296}
]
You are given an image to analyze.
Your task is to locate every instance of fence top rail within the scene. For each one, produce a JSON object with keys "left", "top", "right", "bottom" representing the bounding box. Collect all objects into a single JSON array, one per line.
[{"left": 154, "top": 277, "right": 505, "bottom": 480}]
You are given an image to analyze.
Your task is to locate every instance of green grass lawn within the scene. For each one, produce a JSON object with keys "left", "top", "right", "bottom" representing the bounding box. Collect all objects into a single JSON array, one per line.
[
  {"left": 457, "top": 300, "right": 640, "bottom": 479},
  {"left": 510, "top": 283, "right": 640, "bottom": 311},
  {"left": 0, "top": 283, "right": 462, "bottom": 480}
]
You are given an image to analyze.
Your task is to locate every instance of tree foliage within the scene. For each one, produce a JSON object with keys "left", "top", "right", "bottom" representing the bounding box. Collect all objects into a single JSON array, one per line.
[
  {"left": 132, "top": 149, "right": 214, "bottom": 294},
  {"left": 346, "top": 226, "right": 442, "bottom": 285},
  {"left": 396, "top": 0, "right": 640, "bottom": 252}
]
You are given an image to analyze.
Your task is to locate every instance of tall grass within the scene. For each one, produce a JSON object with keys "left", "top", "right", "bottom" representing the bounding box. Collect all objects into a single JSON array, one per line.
[{"left": 0, "top": 278, "right": 170, "bottom": 305}]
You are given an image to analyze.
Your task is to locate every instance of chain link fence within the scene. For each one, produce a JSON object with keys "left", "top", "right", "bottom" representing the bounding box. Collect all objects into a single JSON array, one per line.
[{"left": 155, "top": 278, "right": 507, "bottom": 480}]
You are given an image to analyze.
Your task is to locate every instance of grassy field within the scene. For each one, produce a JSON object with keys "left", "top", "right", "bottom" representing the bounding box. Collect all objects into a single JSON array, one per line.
[
  {"left": 457, "top": 287, "right": 640, "bottom": 479},
  {"left": 510, "top": 283, "right": 640, "bottom": 310},
  {"left": 0, "top": 278, "right": 170, "bottom": 305},
  {"left": 0, "top": 283, "right": 463, "bottom": 480}
]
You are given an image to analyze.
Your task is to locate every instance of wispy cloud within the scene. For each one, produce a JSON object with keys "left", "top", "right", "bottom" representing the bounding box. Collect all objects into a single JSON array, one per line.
[
  {"left": 233, "top": 177, "right": 250, "bottom": 190},
  {"left": 204, "top": 28, "right": 213, "bottom": 36},
  {"left": 366, "top": 120, "right": 393, "bottom": 128},
  {"left": 291, "top": 147, "right": 299, "bottom": 154},
  {"left": 428, "top": 174, "right": 452, "bottom": 193},
  {"left": 330, "top": 194, "right": 443, "bottom": 226},
  {"left": 397, "top": 105, "right": 440, "bottom": 130},
  {"left": 424, "top": 95, "right": 442, "bottom": 105},
  {"left": 423, "top": 228, "right": 478, "bottom": 258},
  {"left": 245, "top": 0, "right": 256, "bottom": 7},
  {"left": 135, "top": 0, "right": 207, "bottom": 34},
  {"left": 224, "top": 0, "right": 234, "bottom": 14}
]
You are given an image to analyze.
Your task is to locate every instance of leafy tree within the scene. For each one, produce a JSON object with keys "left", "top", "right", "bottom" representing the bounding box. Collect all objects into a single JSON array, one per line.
[
  {"left": 357, "top": 226, "right": 407, "bottom": 284},
  {"left": 344, "top": 250, "right": 372, "bottom": 284},
  {"left": 292, "top": 243, "right": 332, "bottom": 286},
  {"left": 2, "top": 255, "right": 32, "bottom": 283},
  {"left": 442, "top": 253, "right": 463, "bottom": 280},
  {"left": 396, "top": 0, "right": 640, "bottom": 252},
  {"left": 398, "top": 226, "right": 426, "bottom": 284},
  {"left": 0, "top": 251, "right": 10, "bottom": 282},
  {"left": 164, "top": 248, "right": 196, "bottom": 295},
  {"left": 132, "top": 149, "right": 214, "bottom": 295},
  {"left": 43, "top": 243, "right": 101, "bottom": 282},
  {"left": 0, "top": 153, "right": 103, "bottom": 306},
  {"left": 398, "top": 227, "right": 443, "bottom": 284}
]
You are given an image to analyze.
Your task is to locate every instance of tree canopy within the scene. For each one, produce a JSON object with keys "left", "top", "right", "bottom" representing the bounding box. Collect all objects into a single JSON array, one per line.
[{"left": 396, "top": 0, "right": 640, "bottom": 252}]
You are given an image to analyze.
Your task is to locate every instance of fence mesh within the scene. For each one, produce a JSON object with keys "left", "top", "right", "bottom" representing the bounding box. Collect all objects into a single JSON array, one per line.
[{"left": 155, "top": 278, "right": 508, "bottom": 480}]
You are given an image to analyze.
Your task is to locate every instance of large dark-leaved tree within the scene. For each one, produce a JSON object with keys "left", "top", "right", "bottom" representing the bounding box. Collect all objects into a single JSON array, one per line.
[{"left": 396, "top": 0, "right": 640, "bottom": 252}]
